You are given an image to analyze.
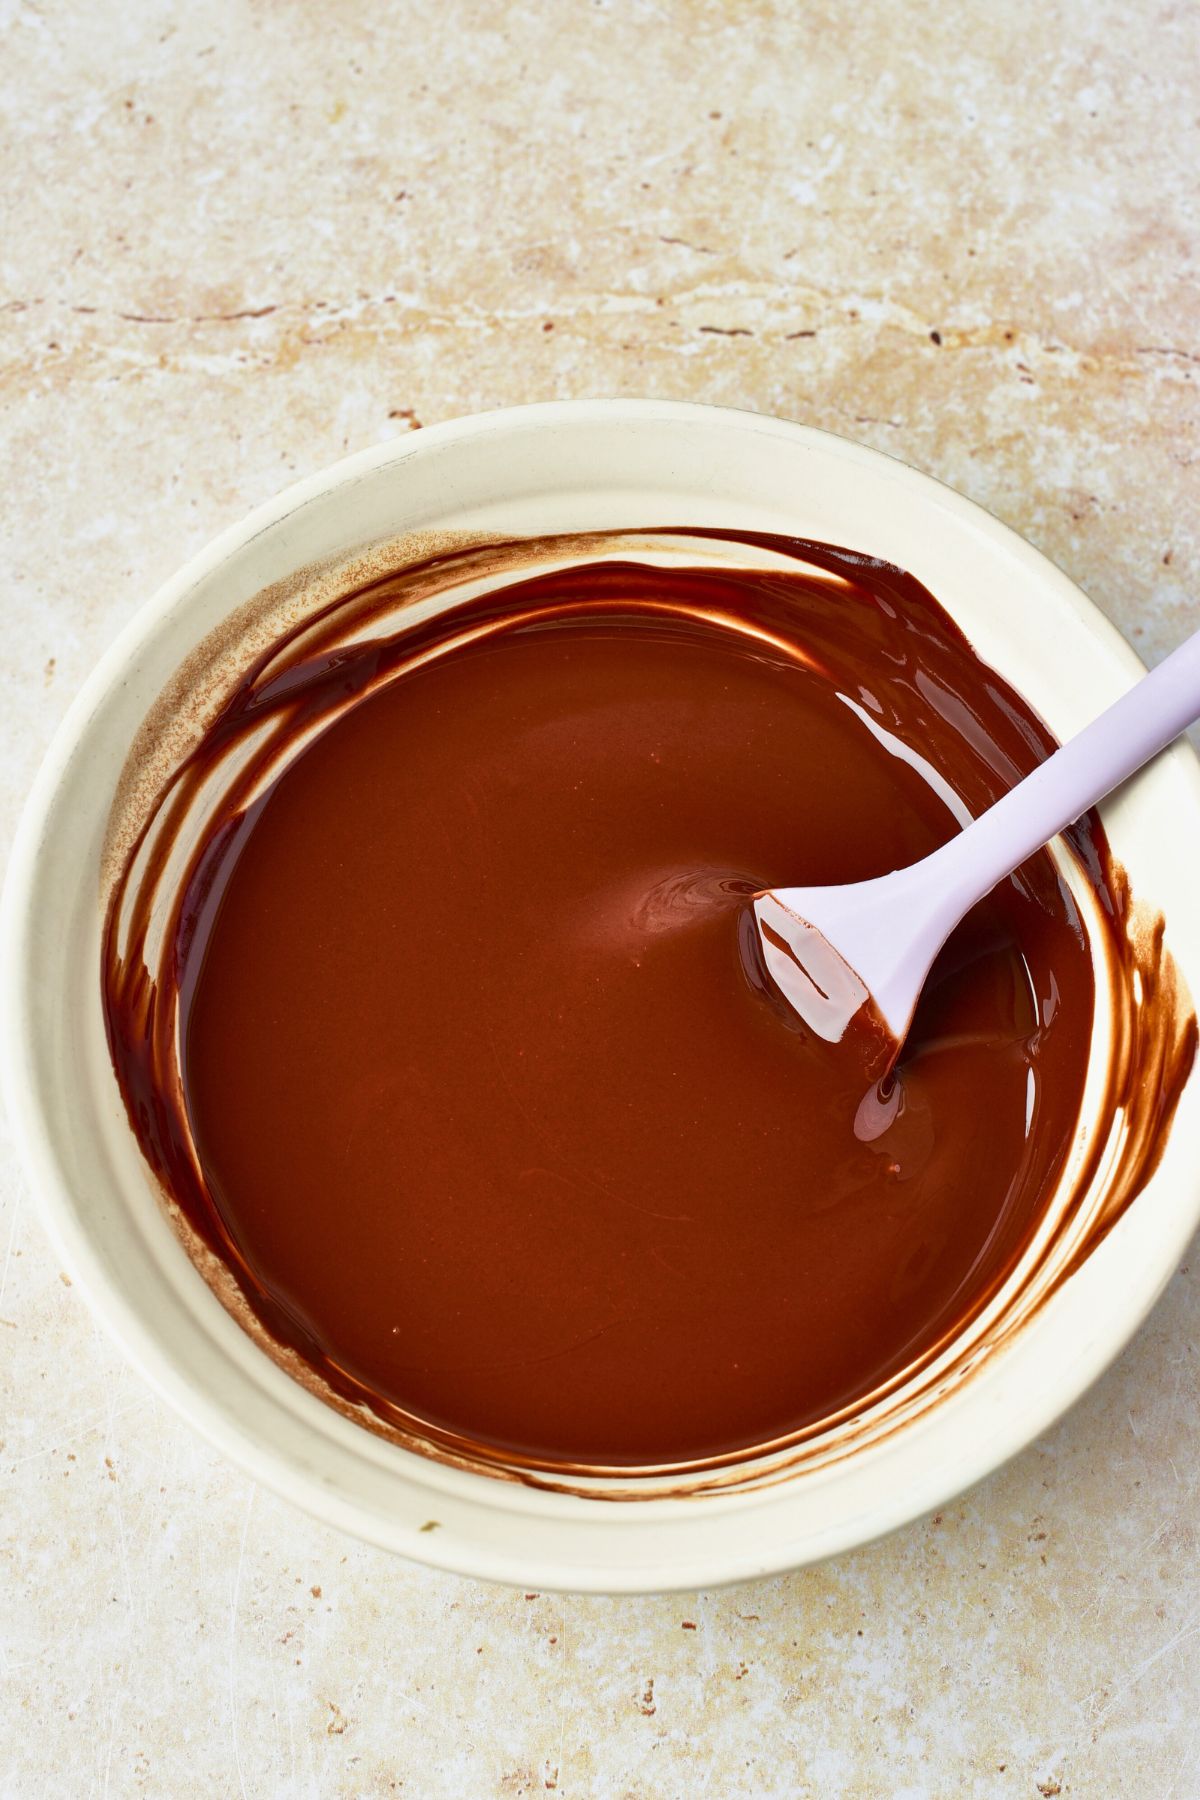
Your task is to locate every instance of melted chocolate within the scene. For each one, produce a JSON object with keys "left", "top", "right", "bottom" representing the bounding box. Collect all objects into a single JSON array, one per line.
[{"left": 102, "top": 532, "right": 1197, "bottom": 1477}]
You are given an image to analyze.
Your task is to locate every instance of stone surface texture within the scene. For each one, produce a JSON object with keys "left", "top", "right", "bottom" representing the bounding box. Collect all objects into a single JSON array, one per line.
[{"left": 2, "top": 1, "right": 1199, "bottom": 1794}]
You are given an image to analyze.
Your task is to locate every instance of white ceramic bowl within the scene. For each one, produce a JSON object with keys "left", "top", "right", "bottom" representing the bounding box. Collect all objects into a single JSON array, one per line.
[{"left": 4, "top": 401, "right": 1199, "bottom": 1592}]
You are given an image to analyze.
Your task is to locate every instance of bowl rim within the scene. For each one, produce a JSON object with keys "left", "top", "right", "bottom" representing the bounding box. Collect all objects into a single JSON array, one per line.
[{"left": 4, "top": 397, "right": 1199, "bottom": 1592}]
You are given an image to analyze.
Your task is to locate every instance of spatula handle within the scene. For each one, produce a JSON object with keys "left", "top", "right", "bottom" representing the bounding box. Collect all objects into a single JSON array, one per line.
[{"left": 930, "top": 625, "right": 1200, "bottom": 921}]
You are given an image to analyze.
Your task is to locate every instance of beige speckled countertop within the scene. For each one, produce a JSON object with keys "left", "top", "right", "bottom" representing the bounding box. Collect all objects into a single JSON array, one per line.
[{"left": 2, "top": 2, "right": 1199, "bottom": 1794}]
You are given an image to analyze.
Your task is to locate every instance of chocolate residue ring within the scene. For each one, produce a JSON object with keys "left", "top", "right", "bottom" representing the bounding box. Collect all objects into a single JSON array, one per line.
[{"left": 100, "top": 528, "right": 1197, "bottom": 1498}]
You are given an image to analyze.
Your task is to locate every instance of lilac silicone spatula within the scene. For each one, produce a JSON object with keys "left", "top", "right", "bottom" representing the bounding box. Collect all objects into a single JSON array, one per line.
[{"left": 754, "top": 625, "right": 1200, "bottom": 1070}]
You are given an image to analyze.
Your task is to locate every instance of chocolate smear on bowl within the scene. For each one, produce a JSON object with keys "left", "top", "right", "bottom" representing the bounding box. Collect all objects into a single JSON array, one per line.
[{"left": 101, "top": 530, "right": 1196, "bottom": 1487}]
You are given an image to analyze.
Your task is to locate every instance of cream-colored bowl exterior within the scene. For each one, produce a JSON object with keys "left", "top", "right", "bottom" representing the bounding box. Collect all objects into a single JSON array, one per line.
[{"left": 3, "top": 402, "right": 1199, "bottom": 1592}]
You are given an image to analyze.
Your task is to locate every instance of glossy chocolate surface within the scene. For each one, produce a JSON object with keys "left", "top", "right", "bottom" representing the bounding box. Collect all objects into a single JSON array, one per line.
[{"left": 102, "top": 533, "right": 1194, "bottom": 1472}]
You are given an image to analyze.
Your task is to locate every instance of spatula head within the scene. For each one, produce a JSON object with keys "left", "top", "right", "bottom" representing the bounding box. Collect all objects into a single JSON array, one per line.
[{"left": 752, "top": 890, "right": 899, "bottom": 1080}]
